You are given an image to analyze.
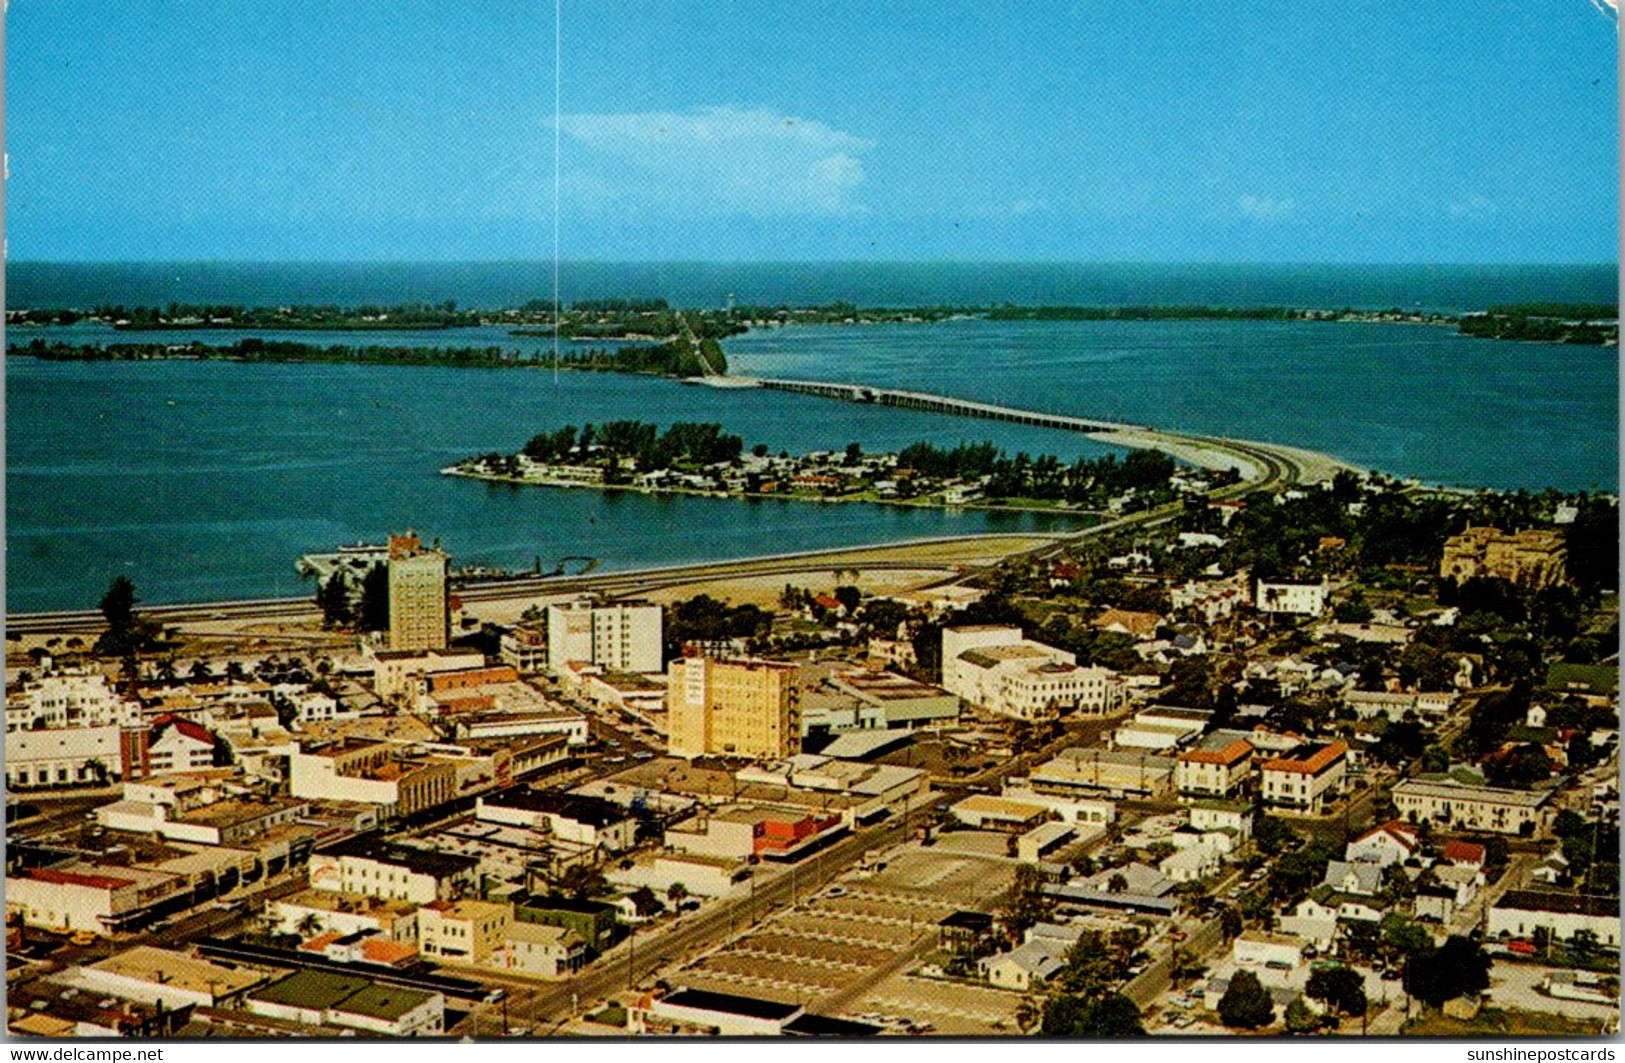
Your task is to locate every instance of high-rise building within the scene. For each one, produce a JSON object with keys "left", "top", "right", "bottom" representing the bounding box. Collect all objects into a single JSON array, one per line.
[
  {"left": 387, "top": 531, "right": 449, "bottom": 652},
  {"left": 545, "top": 598, "right": 663, "bottom": 675},
  {"left": 668, "top": 657, "right": 798, "bottom": 761}
]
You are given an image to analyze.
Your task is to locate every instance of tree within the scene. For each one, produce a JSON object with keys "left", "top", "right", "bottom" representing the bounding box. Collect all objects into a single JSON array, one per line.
[
  {"left": 999, "top": 864, "right": 1054, "bottom": 939},
  {"left": 296, "top": 912, "right": 324, "bottom": 939},
  {"left": 1405, "top": 936, "right": 1491, "bottom": 1008},
  {"left": 1254, "top": 814, "right": 1296, "bottom": 857},
  {"left": 1107, "top": 872, "right": 1129, "bottom": 894},
  {"left": 1040, "top": 993, "right": 1145, "bottom": 1037},
  {"left": 1284, "top": 996, "right": 1319, "bottom": 1034},
  {"left": 95, "top": 576, "right": 157, "bottom": 688},
  {"left": 1219, "top": 905, "right": 1244, "bottom": 940},
  {"left": 1306, "top": 964, "right": 1367, "bottom": 1016},
  {"left": 315, "top": 574, "right": 354, "bottom": 628},
  {"left": 833, "top": 584, "right": 862, "bottom": 615},
  {"left": 666, "top": 882, "right": 689, "bottom": 904},
  {"left": 1218, "top": 969, "right": 1275, "bottom": 1029},
  {"left": 1014, "top": 996, "right": 1042, "bottom": 1034},
  {"left": 1381, "top": 913, "right": 1433, "bottom": 958},
  {"left": 359, "top": 563, "right": 390, "bottom": 632},
  {"left": 1484, "top": 743, "right": 1554, "bottom": 789},
  {"left": 557, "top": 864, "right": 608, "bottom": 900}
]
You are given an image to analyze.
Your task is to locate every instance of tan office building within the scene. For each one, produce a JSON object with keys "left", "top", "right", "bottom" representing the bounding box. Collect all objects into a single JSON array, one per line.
[
  {"left": 387, "top": 531, "right": 449, "bottom": 652},
  {"left": 668, "top": 657, "right": 798, "bottom": 760}
]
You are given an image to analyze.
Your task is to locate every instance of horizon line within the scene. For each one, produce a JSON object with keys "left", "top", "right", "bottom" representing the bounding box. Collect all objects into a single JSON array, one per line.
[{"left": 7, "top": 257, "right": 1619, "bottom": 269}]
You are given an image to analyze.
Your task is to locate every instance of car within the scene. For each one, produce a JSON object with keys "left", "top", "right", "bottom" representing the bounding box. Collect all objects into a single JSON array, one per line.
[
  {"left": 824, "top": 886, "right": 848, "bottom": 898},
  {"left": 633, "top": 752, "right": 655, "bottom": 760}
]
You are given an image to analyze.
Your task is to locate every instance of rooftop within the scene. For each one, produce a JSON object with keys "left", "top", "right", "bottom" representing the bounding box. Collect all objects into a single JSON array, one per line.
[
  {"left": 84, "top": 946, "right": 266, "bottom": 997},
  {"left": 658, "top": 987, "right": 802, "bottom": 1021},
  {"left": 1393, "top": 778, "right": 1554, "bottom": 807},
  {"left": 249, "top": 969, "right": 436, "bottom": 1021},
  {"left": 1496, "top": 890, "right": 1618, "bottom": 917},
  {"left": 479, "top": 785, "right": 629, "bottom": 828},
  {"left": 1261, "top": 741, "right": 1348, "bottom": 775},
  {"left": 320, "top": 833, "right": 479, "bottom": 878}
]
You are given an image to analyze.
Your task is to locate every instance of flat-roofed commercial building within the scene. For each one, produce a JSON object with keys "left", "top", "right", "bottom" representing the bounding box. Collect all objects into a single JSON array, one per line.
[
  {"left": 308, "top": 834, "right": 478, "bottom": 903},
  {"left": 245, "top": 969, "right": 443, "bottom": 1037},
  {"left": 476, "top": 785, "right": 637, "bottom": 852},
  {"left": 418, "top": 898, "right": 512, "bottom": 965},
  {"left": 1029, "top": 747, "right": 1174, "bottom": 800},
  {"left": 1488, "top": 890, "right": 1620, "bottom": 946},
  {"left": 288, "top": 740, "right": 457, "bottom": 819},
  {"left": 825, "top": 668, "right": 960, "bottom": 729},
  {"left": 1260, "top": 741, "right": 1348, "bottom": 815},
  {"left": 6, "top": 865, "right": 184, "bottom": 935},
  {"left": 1392, "top": 778, "right": 1555, "bottom": 835},
  {"left": 668, "top": 657, "right": 798, "bottom": 760},
  {"left": 65, "top": 946, "right": 268, "bottom": 1009}
]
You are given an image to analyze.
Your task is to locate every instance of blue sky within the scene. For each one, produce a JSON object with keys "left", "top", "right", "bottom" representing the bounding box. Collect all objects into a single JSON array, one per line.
[{"left": 7, "top": 1, "right": 1618, "bottom": 262}]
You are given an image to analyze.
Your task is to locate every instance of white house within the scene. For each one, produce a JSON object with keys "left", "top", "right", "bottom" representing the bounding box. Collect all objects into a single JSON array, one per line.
[{"left": 1344, "top": 820, "right": 1421, "bottom": 868}]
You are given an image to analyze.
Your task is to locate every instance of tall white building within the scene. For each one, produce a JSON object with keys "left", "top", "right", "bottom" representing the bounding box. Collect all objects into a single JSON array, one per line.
[
  {"left": 546, "top": 598, "right": 663, "bottom": 675},
  {"left": 941, "top": 626, "right": 1126, "bottom": 721}
]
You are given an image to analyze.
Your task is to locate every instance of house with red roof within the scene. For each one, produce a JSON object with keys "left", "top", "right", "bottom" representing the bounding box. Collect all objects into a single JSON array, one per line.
[
  {"left": 1344, "top": 819, "right": 1421, "bottom": 868},
  {"left": 147, "top": 714, "right": 216, "bottom": 775},
  {"left": 1442, "top": 839, "right": 1488, "bottom": 870}
]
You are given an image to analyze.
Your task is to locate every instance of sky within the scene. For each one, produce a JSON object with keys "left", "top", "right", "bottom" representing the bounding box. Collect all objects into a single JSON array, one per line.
[{"left": 6, "top": 1, "right": 1619, "bottom": 262}]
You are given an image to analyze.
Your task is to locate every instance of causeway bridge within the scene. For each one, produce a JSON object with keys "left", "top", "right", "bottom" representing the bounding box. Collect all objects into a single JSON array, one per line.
[{"left": 755, "top": 377, "right": 1150, "bottom": 434}]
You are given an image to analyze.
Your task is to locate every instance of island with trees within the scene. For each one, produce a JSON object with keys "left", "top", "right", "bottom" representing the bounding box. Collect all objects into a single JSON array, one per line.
[{"left": 445, "top": 419, "right": 1206, "bottom": 517}]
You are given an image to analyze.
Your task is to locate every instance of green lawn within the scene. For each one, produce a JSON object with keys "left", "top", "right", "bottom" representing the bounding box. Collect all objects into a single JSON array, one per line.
[{"left": 1402, "top": 1006, "right": 1608, "bottom": 1037}]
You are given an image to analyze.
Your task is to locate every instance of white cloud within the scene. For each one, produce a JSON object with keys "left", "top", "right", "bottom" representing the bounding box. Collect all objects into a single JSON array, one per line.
[
  {"left": 557, "top": 105, "right": 871, "bottom": 217},
  {"left": 1237, "top": 194, "right": 1295, "bottom": 221}
]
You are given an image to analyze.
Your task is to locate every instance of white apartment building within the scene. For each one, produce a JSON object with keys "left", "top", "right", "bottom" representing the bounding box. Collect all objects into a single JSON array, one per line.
[
  {"left": 7, "top": 670, "right": 143, "bottom": 731},
  {"left": 1392, "top": 778, "right": 1554, "bottom": 835},
  {"left": 1255, "top": 580, "right": 1329, "bottom": 617},
  {"left": 941, "top": 626, "right": 1124, "bottom": 720},
  {"left": 1260, "top": 741, "right": 1348, "bottom": 814},
  {"left": 1175, "top": 735, "right": 1255, "bottom": 798},
  {"left": 546, "top": 598, "right": 663, "bottom": 675}
]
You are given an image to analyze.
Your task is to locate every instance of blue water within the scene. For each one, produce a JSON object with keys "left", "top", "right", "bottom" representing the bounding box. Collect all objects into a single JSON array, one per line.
[{"left": 5, "top": 261, "right": 1618, "bottom": 612}]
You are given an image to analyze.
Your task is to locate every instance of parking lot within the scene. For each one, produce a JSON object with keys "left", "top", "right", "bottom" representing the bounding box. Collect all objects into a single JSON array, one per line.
[{"left": 671, "top": 839, "right": 1020, "bottom": 1019}]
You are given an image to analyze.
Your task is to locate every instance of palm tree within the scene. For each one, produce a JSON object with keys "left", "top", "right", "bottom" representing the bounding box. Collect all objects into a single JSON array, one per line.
[
  {"left": 296, "top": 912, "right": 324, "bottom": 939},
  {"left": 1107, "top": 873, "right": 1129, "bottom": 894},
  {"left": 666, "top": 882, "right": 689, "bottom": 904}
]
